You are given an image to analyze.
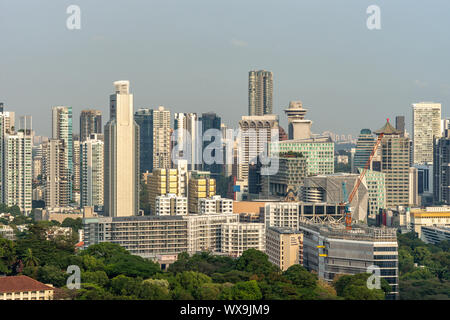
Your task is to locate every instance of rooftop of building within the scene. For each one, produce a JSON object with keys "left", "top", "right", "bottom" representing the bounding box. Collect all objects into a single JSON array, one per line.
[
  {"left": 275, "top": 135, "right": 333, "bottom": 143},
  {"left": 374, "top": 119, "right": 401, "bottom": 135},
  {"left": 268, "top": 226, "right": 302, "bottom": 234},
  {"left": 0, "top": 275, "right": 54, "bottom": 294},
  {"left": 421, "top": 225, "right": 450, "bottom": 232},
  {"left": 298, "top": 220, "right": 397, "bottom": 241}
]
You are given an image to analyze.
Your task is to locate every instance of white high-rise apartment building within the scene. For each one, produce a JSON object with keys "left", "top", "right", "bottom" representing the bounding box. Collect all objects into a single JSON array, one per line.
[
  {"left": 412, "top": 102, "right": 442, "bottom": 164},
  {"left": 104, "top": 81, "right": 139, "bottom": 217},
  {"left": 0, "top": 112, "right": 15, "bottom": 203},
  {"left": 52, "top": 106, "right": 72, "bottom": 200},
  {"left": 3, "top": 130, "right": 33, "bottom": 214},
  {"left": 72, "top": 135, "right": 80, "bottom": 204},
  {"left": 174, "top": 112, "right": 200, "bottom": 170},
  {"left": 153, "top": 106, "right": 171, "bottom": 170},
  {"left": 248, "top": 70, "right": 273, "bottom": 116},
  {"left": 81, "top": 134, "right": 104, "bottom": 210}
]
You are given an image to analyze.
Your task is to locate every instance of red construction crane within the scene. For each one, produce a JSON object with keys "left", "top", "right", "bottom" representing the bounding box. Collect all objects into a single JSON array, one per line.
[{"left": 343, "top": 132, "right": 384, "bottom": 230}]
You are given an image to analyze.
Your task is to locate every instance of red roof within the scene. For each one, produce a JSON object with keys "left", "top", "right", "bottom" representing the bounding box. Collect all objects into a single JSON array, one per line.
[{"left": 0, "top": 275, "right": 55, "bottom": 293}]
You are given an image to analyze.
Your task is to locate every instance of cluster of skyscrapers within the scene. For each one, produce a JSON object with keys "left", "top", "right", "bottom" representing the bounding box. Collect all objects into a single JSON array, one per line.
[{"left": 9, "top": 70, "right": 450, "bottom": 300}]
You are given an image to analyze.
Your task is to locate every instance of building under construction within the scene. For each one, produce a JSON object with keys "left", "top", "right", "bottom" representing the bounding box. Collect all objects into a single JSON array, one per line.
[{"left": 301, "top": 173, "right": 369, "bottom": 223}]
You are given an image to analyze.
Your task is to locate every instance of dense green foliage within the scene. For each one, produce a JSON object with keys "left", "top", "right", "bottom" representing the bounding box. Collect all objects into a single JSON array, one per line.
[{"left": 397, "top": 232, "right": 450, "bottom": 299}]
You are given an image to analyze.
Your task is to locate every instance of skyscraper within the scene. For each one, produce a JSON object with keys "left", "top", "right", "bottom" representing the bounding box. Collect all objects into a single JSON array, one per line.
[
  {"left": 81, "top": 134, "right": 104, "bottom": 210},
  {"left": 412, "top": 102, "right": 442, "bottom": 164},
  {"left": 80, "top": 109, "right": 102, "bottom": 142},
  {"left": 0, "top": 111, "right": 15, "bottom": 203},
  {"left": 375, "top": 120, "right": 410, "bottom": 207},
  {"left": 174, "top": 112, "right": 200, "bottom": 170},
  {"left": 3, "top": 118, "right": 32, "bottom": 214},
  {"left": 433, "top": 131, "right": 450, "bottom": 204},
  {"left": 201, "top": 112, "right": 222, "bottom": 175},
  {"left": 353, "top": 129, "right": 376, "bottom": 173},
  {"left": 248, "top": 70, "right": 273, "bottom": 116},
  {"left": 72, "top": 135, "right": 81, "bottom": 203},
  {"left": 52, "top": 106, "right": 73, "bottom": 200},
  {"left": 134, "top": 108, "right": 154, "bottom": 173},
  {"left": 153, "top": 106, "right": 171, "bottom": 170},
  {"left": 42, "top": 139, "right": 69, "bottom": 208},
  {"left": 395, "top": 116, "right": 405, "bottom": 136},
  {"left": 104, "top": 81, "right": 139, "bottom": 217}
]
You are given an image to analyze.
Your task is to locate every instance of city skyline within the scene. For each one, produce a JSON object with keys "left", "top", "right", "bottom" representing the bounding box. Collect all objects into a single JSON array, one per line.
[{"left": 2, "top": 1, "right": 450, "bottom": 137}]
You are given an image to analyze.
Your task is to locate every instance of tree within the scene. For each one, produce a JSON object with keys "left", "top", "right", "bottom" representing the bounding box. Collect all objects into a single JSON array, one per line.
[
  {"left": 413, "top": 247, "right": 432, "bottom": 266},
  {"left": 235, "top": 249, "right": 278, "bottom": 277},
  {"left": 197, "top": 283, "right": 222, "bottom": 300},
  {"left": 80, "top": 242, "right": 129, "bottom": 263},
  {"left": 105, "top": 254, "right": 160, "bottom": 278},
  {"left": 76, "top": 283, "right": 115, "bottom": 300},
  {"left": 398, "top": 248, "right": 415, "bottom": 274},
  {"left": 110, "top": 275, "right": 142, "bottom": 297},
  {"left": 172, "top": 271, "right": 212, "bottom": 299},
  {"left": 231, "top": 280, "right": 262, "bottom": 300},
  {"left": 0, "top": 237, "right": 16, "bottom": 274},
  {"left": 23, "top": 248, "right": 40, "bottom": 268},
  {"left": 333, "top": 273, "right": 386, "bottom": 300},
  {"left": 36, "top": 265, "right": 67, "bottom": 287},
  {"left": 82, "top": 271, "right": 109, "bottom": 287},
  {"left": 61, "top": 218, "right": 83, "bottom": 233},
  {"left": 138, "top": 281, "right": 171, "bottom": 300},
  {"left": 283, "top": 265, "right": 317, "bottom": 289}
]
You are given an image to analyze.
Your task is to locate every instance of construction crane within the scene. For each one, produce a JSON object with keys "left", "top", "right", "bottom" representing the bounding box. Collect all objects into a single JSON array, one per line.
[{"left": 342, "top": 132, "right": 384, "bottom": 230}]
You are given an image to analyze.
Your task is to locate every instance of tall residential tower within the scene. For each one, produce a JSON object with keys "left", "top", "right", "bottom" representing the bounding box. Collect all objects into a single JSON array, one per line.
[
  {"left": 248, "top": 70, "right": 273, "bottom": 116},
  {"left": 104, "top": 81, "right": 139, "bottom": 217}
]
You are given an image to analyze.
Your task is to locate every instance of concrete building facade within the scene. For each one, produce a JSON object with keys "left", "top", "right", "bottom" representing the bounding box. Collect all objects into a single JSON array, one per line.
[{"left": 104, "top": 81, "right": 139, "bottom": 217}]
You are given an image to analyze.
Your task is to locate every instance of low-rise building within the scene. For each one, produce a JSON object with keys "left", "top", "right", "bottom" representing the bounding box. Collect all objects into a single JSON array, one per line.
[
  {"left": 0, "top": 276, "right": 55, "bottom": 300},
  {"left": 266, "top": 226, "right": 303, "bottom": 271},
  {"left": 420, "top": 226, "right": 450, "bottom": 244},
  {"left": 409, "top": 207, "right": 450, "bottom": 237},
  {"left": 0, "top": 225, "right": 15, "bottom": 240},
  {"left": 299, "top": 221, "right": 398, "bottom": 300},
  {"left": 198, "top": 195, "right": 233, "bottom": 214},
  {"left": 155, "top": 194, "right": 187, "bottom": 216},
  {"left": 34, "top": 206, "right": 96, "bottom": 224},
  {"left": 221, "top": 222, "right": 265, "bottom": 257}
]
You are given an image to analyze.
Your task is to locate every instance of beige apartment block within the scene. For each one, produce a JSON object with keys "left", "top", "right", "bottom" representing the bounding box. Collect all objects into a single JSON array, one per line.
[
  {"left": 104, "top": 81, "right": 139, "bottom": 217},
  {"left": 266, "top": 226, "right": 303, "bottom": 271}
]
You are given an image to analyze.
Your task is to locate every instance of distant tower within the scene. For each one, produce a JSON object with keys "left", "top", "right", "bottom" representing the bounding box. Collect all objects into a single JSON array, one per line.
[
  {"left": 81, "top": 134, "right": 104, "bottom": 211},
  {"left": 174, "top": 112, "right": 200, "bottom": 170},
  {"left": 134, "top": 108, "right": 154, "bottom": 173},
  {"left": 52, "top": 106, "right": 73, "bottom": 201},
  {"left": 104, "top": 81, "right": 139, "bottom": 217},
  {"left": 353, "top": 129, "right": 376, "bottom": 173},
  {"left": 249, "top": 70, "right": 273, "bottom": 116},
  {"left": 200, "top": 112, "right": 222, "bottom": 175},
  {"left": 80, "top": 109, "right": 102, "bottom": 142},
  {"left": 152, "top": 106, "right": 171, "bottom": 170},
  {"left": 412, "top": 102, "right": 442, "bottom": 165},
  {"left": 284, "top": 101, "right": 312, "bottom": 140},
  {"left": 395, "top": 116, "right": 405, "bottom": 136}
]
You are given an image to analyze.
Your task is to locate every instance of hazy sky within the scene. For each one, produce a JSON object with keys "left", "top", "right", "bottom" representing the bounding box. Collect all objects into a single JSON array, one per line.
[{"left": 1, "top": 0, "right": 450, "bottom": 137}]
